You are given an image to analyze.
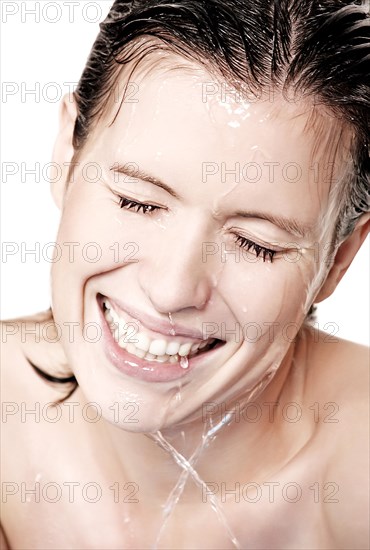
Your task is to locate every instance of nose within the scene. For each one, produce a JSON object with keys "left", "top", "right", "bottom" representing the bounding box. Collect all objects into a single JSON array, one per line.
[{"left": 138, "top": 221, "right": 216, "bottom": 313}]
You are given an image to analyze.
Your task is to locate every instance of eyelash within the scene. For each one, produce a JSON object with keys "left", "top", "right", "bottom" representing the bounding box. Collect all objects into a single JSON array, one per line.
[
  {"left": 119, "top": 196, "right": 160, "bottom": 215},
  {"left": 233, "top": 235, "right": 277, "bottom": 263},
  {"left": 118, "top": 195, "right": 278, "bottom": 263}
]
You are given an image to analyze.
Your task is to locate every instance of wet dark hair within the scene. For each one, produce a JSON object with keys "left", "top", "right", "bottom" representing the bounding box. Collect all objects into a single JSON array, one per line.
[{"left": 31, "top": 0, "right": 369, "bottom": 403}]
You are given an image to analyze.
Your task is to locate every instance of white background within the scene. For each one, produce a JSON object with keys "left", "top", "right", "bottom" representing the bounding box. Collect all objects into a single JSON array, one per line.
[{"left": 1, "top": 1, "right": 369, "bottom": 345}]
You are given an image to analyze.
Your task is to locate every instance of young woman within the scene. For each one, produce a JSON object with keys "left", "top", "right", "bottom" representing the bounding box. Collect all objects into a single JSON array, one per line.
[{"left": 1, "top": 0, "right": 369, "bottom": 548}]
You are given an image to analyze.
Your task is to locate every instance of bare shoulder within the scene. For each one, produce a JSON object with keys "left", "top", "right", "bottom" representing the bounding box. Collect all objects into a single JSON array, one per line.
[
  {"left": 1, "top": 314, "right": 77, "bottom": 550},
  {"left": 304, "top": 328, "right": 369, "bottom": 548},
  {"left": 1, "top": 315, "right": 37, "bottom": 400},
  {"left": 0, "top": 523, "right": 10, "bottom": 550},
  {"left": 303, "top": 326, "right": 369, "bottom": 402},
  {"left": 303, "top": 326, "right": 369, "bottom": 435},
  {"left": 0, "top": 310, "right": 70, "bottom": 405}
]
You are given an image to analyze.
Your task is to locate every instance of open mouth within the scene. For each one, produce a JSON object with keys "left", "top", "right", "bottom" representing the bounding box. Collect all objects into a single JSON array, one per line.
[
  {"left": 97, "top": 294, "right": 224, "bottom": 381},
  {"left": 101, "top": 296, "right": 221, "bottom": 369}
]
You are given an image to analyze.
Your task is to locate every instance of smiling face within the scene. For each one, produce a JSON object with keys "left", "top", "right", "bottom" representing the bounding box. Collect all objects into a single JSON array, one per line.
[{"left": 50, "top": 56, "right": 346, "bottom": 432}]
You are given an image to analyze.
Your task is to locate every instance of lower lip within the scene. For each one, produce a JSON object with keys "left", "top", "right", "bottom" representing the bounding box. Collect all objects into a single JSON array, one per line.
[{"left": 97, "top": 296, "right": 223, "bottom": 383}]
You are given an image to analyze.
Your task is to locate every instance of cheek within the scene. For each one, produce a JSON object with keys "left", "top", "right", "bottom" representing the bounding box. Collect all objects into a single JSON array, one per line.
[
  {"left": 216, "top": 253, "right": 314, "bottom": 335},
  {"left": 52, "top": 180, "right": 144, "bottom": 285}
]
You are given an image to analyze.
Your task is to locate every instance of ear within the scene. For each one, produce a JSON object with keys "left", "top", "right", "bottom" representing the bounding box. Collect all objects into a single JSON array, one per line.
[
  {"left": 314, "top": 213, "right": 370, "bottom": 303},
  {"left": 50, "top": 93, "right": 78, "bottom": 210}
]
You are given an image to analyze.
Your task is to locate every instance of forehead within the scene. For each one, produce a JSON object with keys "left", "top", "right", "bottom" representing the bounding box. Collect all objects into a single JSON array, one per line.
[
  {"left": 98, "top": 54, "right": 344, "bottom": 162},
  {"left": 87, "top": 53, "right": 348, "bottom": 224}
]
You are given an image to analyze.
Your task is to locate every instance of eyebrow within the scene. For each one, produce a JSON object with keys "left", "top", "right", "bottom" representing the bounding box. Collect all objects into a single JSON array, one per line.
[
  {"left": 110, "top": 163, "right": 314, "bottom": 239},
  {"left": 109, "top": 163, "right": 181, "bottom": 199},
  {"left": 234, "top": 210, "right": 314, "bottom": 239}
]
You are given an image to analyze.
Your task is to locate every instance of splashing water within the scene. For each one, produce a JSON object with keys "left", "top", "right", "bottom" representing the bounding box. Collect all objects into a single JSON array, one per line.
[
  {"left": 148, "top": 429, "right": 242, "bottom": 550},
  {"left": 143, "top": 365, "right": 284, "bottom": 549},
  {"left": 151, "top": 411, "right": 239, "bottom": 549}
]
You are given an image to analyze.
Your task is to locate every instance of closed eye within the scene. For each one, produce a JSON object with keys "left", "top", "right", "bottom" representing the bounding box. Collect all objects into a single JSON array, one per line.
[
  {"left": 233, "top": 235, "right": 277, "bottom": 262},
  {"left": 118, "top": 196, "right": 162, "bottom": 215}
]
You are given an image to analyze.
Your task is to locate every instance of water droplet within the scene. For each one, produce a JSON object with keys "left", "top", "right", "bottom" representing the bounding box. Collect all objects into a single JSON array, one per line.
[{"left": 179, "top": 356, "right": 189, "bottom": 369}]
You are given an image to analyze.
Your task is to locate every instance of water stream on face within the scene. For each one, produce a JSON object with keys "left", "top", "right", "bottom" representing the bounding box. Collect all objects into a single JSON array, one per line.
[{"left": 168, "top": 312, "right": 176, "bottom": 336}]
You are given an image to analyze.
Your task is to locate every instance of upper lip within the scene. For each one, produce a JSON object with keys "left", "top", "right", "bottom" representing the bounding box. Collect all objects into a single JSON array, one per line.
[{"left": 99, "top": 294, "right": 211, "bottom": 341}]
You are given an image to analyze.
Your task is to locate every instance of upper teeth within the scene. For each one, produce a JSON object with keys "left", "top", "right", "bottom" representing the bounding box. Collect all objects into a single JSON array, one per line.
[{"left": 103, "top": 298, "right": 215, "bottom": 359}]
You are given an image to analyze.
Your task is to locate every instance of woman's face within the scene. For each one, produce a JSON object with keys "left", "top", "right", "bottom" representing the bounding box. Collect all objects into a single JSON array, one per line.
[{"left": 51, "top": 59, "right": 339, "bottom": 432}]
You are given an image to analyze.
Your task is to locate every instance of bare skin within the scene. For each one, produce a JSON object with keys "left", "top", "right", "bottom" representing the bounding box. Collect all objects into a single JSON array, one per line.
[
  {"left": 2, "top": 57, "right": 369, "bottom": 550},
  {"left": 1, "top": 315, "right": 369, "bottom": 550}
]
